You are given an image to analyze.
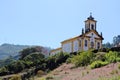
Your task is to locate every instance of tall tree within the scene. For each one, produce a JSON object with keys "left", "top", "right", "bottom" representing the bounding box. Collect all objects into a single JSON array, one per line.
[
  {"left": 19, "top": 46, "right": 44, "bottom": 59},
  {"left": 113, "top": 35, "right": 120, "bottom": 46}
]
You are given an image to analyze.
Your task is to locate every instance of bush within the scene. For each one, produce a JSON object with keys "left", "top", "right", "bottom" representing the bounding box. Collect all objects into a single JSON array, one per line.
[
  {"left": 37, "top": 70, "right": 46, "bottom": 77},
  {"left": 9, "top": 75, "right": 21, "bottom": 80},
  {"left": 90, "top": 60, "right": 109, "bottom": 69},
  {"left": 0, "top": 67, "right": 8, "bottom": 76},
  {"left": 46, "top": 52, "right": 69, "bottom": 70},
  {"left": 94, "top": 52, "right": 106, "bottom": 61},
  {"left": 105, "top": 51, "right": 118, "bottom": 63},
  {"left": 71, "top": 50, "right": 95, "bottom": 67},
  {"left": 66, "top": 58, "right": 72, "bottom": 64},
  {"left": 7, "top": 60, "right": 25, "bottom": 73}
]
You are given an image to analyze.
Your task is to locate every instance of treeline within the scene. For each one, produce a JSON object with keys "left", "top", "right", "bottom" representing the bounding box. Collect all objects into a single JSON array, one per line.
[
  {"left": 0, "top": 46, "right": 69, "bottom": 78},
  {"left": 103, "top": 35, "right": 120, "bottom": 48}
]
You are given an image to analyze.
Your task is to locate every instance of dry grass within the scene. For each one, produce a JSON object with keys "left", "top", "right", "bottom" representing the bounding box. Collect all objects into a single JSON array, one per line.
[{"left": 35, "top": 62, "right": 120, "bottom": 80}]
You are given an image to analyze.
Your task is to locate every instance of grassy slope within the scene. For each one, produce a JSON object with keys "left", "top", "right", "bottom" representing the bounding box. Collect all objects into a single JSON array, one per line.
[{"left": 36, "top": 62, "right": 120, "bottom": 80}]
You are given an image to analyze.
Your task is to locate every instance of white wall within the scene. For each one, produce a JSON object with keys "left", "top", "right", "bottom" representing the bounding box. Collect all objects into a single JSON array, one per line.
[
  {"left": 73, "top": 40, "right": 79, "bottom": 52},
  {"left": 51, "top": 49, "right": 62, "bottom": 55},
  {"left": 62, "top": 42, "right": 72, "bottom": 53}
]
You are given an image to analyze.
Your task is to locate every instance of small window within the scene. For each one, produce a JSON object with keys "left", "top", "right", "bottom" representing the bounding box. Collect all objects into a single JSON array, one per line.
[
  {"left": 91, "top": 42, "right": 94, "bottom": 48},
  {"left": 85, "top": 40, "right": 87, "bottom": 47},
  {"left": 91, "top": 24, "right": 94, "bottom": 30},
  {"left": 91, "top": 33, "right": 93, "bottom": 36},
  {"left": 79, "top": 40, "right": 81, "bottom": 47},
  {"left": 97, "top": 42, "right": 100, "bottom": 49}
]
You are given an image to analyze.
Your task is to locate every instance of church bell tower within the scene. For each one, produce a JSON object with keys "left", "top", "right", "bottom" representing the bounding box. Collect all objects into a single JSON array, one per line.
[{"left": 84, "top": 13, "right": 97, "bottom": 33}]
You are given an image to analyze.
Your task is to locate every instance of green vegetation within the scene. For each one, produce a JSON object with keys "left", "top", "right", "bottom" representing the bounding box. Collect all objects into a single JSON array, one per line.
[
  {"left": 90, "top": 61, "right": 108, "bottom": 69},
  {"left": 98, "top": 76, "right": 120, "bottom": 80},
  {"left": 67, "top": 50, "right": 95, "bottom": 67},
  {"left": 0, "top": 47, "right": 69, "bottom": 79},
  {"left": 46, "top": 52, "right": 69, "bottom": 70},
  {"left": 9, "top": 74, "right": 21, "bottom": 80},
  {"left": 1, "top": 45, "right": 120, "bottom": 79},
  {"left": 105, "top": 51, "right": 118, "bottom": 63},
  {"left": 67, "top": 50, "right": 120, "bottom": 69},
  {"left": 37, "top": 70, "right": 46, "bottom": 77}
]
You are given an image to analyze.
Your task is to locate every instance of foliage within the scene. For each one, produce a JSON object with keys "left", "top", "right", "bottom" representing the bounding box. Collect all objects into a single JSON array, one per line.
[
  {"left": 94, "top": 52, "right": 106, "bottom": 61},
  {"left": 110, "top": 47, "right": 120, "bottom": 52},
  {"left": 7, "top": 60, "right": 25, "bottom": 73},
  {"left": 46, "top": 76, "right": 54, "bottom": 80},
  {"left": 9, "top": 75, "right": 21, "bottom": 80},
  {"left": 105, "top": 51, "right": 118, "bottom": 63},
  {"left": 39, "top": 77, "right": 46, "bottom": 80},
  {"left": 46, "top": 52, "right": 69, "bottom": 70},
  {"left": 70, "top": 50, "right": 95, "bottom": 67},
  {"left": 90, "top": 60, "right": 108, "bottom": 69},
  {"left": 102, "top": 42, "right": 113, "bottom": 48},
  {"left": 19, "top": 46, "right": 44, "bottom": 59},
  {"left": 113, "top": 35, "right": 120, "bottom": 46},
  {"left": 37, "top": 70, "right": 46, "bottom": 77},
  {"left": 0, "top": 56, "right": 16, "bottom": 67},
  {"left": 0, "top": 67, "right": 8, "bottom": 76},
  {"left": 23, "top": 52, "right": 45, "bottom": 67}
]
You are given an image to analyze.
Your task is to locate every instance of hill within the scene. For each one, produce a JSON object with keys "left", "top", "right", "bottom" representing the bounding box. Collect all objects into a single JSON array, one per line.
[
  {"left": 0, "top": 43, "right": 30, "bottom": 60},
  {"left": 37, "top": 63, "right": 120, "bottom": 80}
]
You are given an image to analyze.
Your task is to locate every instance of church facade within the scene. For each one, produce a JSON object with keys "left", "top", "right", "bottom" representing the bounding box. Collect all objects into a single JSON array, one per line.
[{"left": 51, "top": 14, "right": 104, "bottom": 55}]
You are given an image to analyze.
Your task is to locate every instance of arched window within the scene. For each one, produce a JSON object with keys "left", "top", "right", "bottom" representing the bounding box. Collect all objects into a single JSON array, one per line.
[
  {"left": 91, "top": 42, "right": 94, "bottom": 48},
  {"left": 85, "top": 40, "right": 87, "bottom": 47},
  {"left": 97, "top": 42, "right": 100, "bottom": 49},
  {"left": 91, "top": 24, "right": 94, "bottom": 30}
]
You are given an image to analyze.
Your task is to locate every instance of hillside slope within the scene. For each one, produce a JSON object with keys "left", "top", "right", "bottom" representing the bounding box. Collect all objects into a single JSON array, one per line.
[{"left": 38, "top": 63, "right": 120, "bottom": 80}]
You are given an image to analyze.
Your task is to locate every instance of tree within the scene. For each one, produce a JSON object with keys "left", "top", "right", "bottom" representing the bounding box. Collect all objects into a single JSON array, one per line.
[
  {"left": 19, "top": 46, "right": 44, "bottom": 59},
  {"left": 102, "top": 42, "right": 113, "bottom": 48},
  {"left": 113, "top": 35, "right": 120, "bottom": 46},
  {"left": 7, "top": 60, "right": 25, "bottom": 73},
  {"left": 23, "top": 52, "right": 45, "bottom": 67}
]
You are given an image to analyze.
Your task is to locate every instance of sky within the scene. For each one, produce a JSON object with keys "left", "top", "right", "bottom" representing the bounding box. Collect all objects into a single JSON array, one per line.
[{"left": 0, "top": 0, "right": 120, "bottom": 48}]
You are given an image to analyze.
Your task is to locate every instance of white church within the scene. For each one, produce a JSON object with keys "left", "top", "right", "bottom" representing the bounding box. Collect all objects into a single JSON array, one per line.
[{"left": 51, "top": 14, "right": 104, "bottom": 55}]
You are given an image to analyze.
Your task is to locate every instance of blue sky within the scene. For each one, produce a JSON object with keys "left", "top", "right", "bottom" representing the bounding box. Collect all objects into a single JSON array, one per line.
[{"left": 0, "top": 0, "right": 120, "bottom": 48}]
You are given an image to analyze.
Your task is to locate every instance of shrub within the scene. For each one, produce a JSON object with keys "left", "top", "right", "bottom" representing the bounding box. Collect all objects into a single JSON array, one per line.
[
  {"left": 95, "top": 52, "right": 106, "bottom": 61},
  {"left": 105, "top": 51, "right": 118, "bottom": 63},
  {"left": 37, "top": 70, "right": 46, "bottom": 77},
  {"left": 66, "top": 58, "right": 72, "bottom": 64},
  {"left": 39, "top": 77, "right": 46, "bottom": 80},
  {"left": 9, "top": 75, "right": 21, "bottom": 80},
  {"left": 7, "top": 60, "right": 25, "bottom": 73},
  {"left": 71, "top": 50, "right": 95, "bottom": 67},
  {"left": 46, "top": 76, "right": 54, "bottom": 80},
  {"left": 90, "top": 60, "right": 109, "bottom": 69},
  {"left": 46, "top": 52, "right": 69, "bottom": 70},
  {"left": 0, "top": 67, "right": 8, "bottom": 76}
]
